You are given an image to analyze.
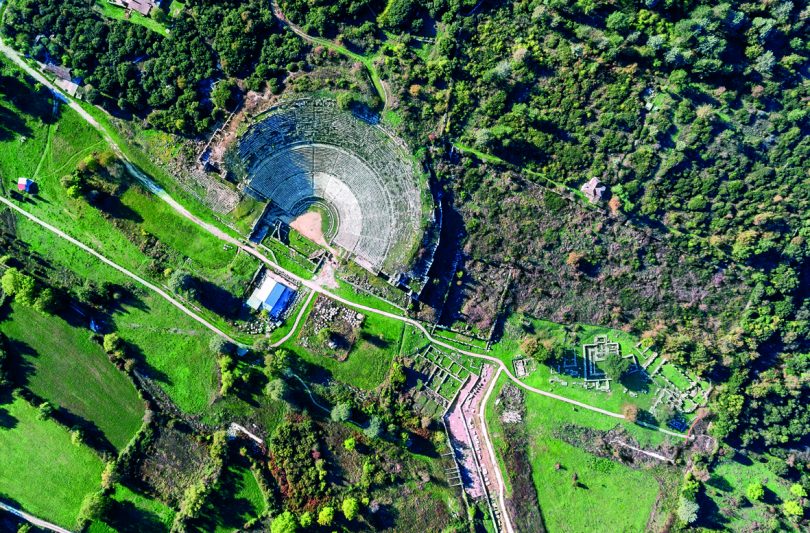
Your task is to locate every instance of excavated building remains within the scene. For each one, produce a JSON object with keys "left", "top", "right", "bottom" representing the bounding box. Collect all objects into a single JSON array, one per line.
[{"left": 236, "top": 99, "right": 426, "bottom": 275}]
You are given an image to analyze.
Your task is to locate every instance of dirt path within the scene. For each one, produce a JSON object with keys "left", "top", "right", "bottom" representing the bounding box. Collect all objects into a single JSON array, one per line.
[
  {"left": 270, "top": 0, "right": 389, "bottom": 109},
  {"left": 0, "top": 502, "right": 72, "bottom": 533},
  {"left": 478, "top": 367, "right": 515, "bottom": 533},
  {"left": 0, "top": 197, "right": 239, "bottom": 346},
  {"left": 271, "top": 290, "right": 315, "bottom": 348}
]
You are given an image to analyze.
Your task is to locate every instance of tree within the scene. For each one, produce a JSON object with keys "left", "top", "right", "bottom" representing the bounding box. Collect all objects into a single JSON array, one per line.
[
  {"left": 342, "top": 497, "right": 360, "bottom": 521},
  {"left": 317, "top": 506, "right": 334, "bottom": 527},
  {"left": 77, "top": 491, "right": 110, "bottom": 525},
  {"left": 103, "top": 333, "right": 122, "bottom": 353},
  {"left": 299, "top": 512, "right": 313, "bottom": 528},
  {"left": 1, "top": 268, "right": 37, "bottom": 306},
  {"left": 270, "top": 511, "right": 298, "bottom": 533},
  {"left": 364, "top": 416, "right": 382, "bottom": 439},
  {"left": 211, "top": 79, "right": 237, "bottom": 112},
  {"left": 265, "top": 378, "right": 288, "bottom": 401},
  {"left": 331, "top": 402, "right": 351, "bottom": 422},
  {"left": 783, "top": 500, "right": 803, "bottom": 518},
  {"left": 265, "top": 348, "right": 293, "bottom": 378},
  {"left": 677, "top": 496, "right": 699, "bottom": 524},
  {"left": 622, "top": 403, "right": 639, "bottom": 423},
  {"left": 601, "top": 353, "right": 631, "bottom": 381},
  {"left": 746, "top": 482, "right": 764, "bottom": 502},
  {"left": 790, "top": 484, "right": 807, "bottom": 498},
  {"left": 33, "top": 287, "right": 57, "bottom": 314},
  {"left": 344, "top": 437, "right": 357, "bottom": 451},
  {"left": 209, "top": 336, "right": 231, "bottom": 356}
]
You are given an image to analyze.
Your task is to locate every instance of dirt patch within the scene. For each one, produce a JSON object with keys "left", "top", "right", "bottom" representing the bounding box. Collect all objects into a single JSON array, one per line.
[
  {"left": 297, "top": 296, "right": 364, "bottom": 361},
  {"left": 291, "top": 211, "right": 330, "bottom": 248}
]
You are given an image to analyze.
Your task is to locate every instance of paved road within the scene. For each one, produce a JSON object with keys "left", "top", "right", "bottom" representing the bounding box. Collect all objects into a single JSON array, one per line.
[
  {"left": 477, "top": 367, "right": 515, "bottom": 533},
  {"left": 0, "top": 502, "right": 73, "bottom": 533}
]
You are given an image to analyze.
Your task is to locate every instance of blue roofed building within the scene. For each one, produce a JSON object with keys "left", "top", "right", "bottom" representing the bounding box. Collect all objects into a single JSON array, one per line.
[{"left": 246, "top": 275, "right": 296, "bottom": 319}]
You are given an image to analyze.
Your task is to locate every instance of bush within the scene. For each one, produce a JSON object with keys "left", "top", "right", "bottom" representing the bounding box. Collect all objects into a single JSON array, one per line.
[
  {"left": 342, "top": 497, "right": 360, "bottom": 520},
  {"left": 677, "top": 496, "right": 699, "bottom": 524},
  {"left": 343, "top": 437, "right": 357, "bottom": 451},
  {"left": 746, "top": 482, "right": 764, "bottom": 502}
]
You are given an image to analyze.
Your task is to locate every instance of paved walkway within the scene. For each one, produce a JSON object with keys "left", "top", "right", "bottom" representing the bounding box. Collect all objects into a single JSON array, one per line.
[{"left": 0, "top": 502, "right": 72, "bottom": 533}]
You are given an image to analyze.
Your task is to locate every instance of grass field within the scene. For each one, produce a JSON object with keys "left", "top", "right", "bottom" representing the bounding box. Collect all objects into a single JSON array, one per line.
[
  {"left": 291, "top": 311, "right": 404, "bottom": 390},
  {"left": 704, "top": 451, "right": 795, "bottom": 529},
  {"left": 1, "top": 304, "right": 144, "bottom": 450},
  {"left": 98, "top": 483, "right": 176, "bottom": 532},
  {"left": 0, "top": 397, "right": 104, "bottom": 528},
  {"left": 486, "top": 374, "right": 675, "bottom": 532},
  {"left": 94, "top": 0, "right": 169, "bottom": 36},
  {"left": 13, "top": 220, "right": 219, "bottom": 414}
]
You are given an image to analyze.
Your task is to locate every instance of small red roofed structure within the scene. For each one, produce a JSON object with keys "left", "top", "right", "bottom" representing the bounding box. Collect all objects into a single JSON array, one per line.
[
  {"left": 17, "top": 177, "right": 34, "bottom": 193},
  {"left": 581, "top": 177, "right": 606, "bottom": 203}
]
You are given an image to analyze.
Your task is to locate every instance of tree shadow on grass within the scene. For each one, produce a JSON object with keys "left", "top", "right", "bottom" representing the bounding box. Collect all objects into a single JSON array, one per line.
[
  {"left": 6, "top": 338, "right": 117, "bottom": 453},
  {"left": 0, "top": 104, "right": 32, "bottom": 142},
  {"left": 358, "top": 330, "right": 389, "bottom": 349},
  {"left": 104, "top": 499, "right": 167, "bottom": 533},
  {"left": 0, "top": 406, "right": 18, "bottom": 430},
  {"left": 192, "top": 463, "right": 259, "bottom": 532},
  {"left": 195, "top": 278, "right": 244, "bottom": 320}
]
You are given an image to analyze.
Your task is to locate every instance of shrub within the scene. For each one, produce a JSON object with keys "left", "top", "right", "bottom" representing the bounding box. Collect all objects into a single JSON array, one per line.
[
  {"left": 342, "top": 497, "right": 360, "bottom": 520},
  {"left": 317, "top": 506, "right": 335, "bottom": 527},
  {"left": 746, "top": 482, "right": 764, "bottom": 502},
  {"left": 344, "top": 437, "right": 357, "bottom": 451},
  {"left": 622, "top": 403, "right": 639, "bottom": 423}
]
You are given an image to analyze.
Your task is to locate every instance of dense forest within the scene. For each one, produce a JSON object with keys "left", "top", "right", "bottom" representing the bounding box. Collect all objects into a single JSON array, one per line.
[{"left": 1, "top": 0, "right": 306, "bottom": 132}]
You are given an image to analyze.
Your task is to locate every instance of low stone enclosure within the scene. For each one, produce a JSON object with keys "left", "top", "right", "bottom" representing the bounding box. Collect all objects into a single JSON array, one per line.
[
  {"left": 547, "top": 335, "right": 711, "bottom": 420},
  {"left": 235, "top": 98, "right": 435, "bottom": 280},
  {"left": 408, "top": 345, "right": 481, "bottom": 418}
]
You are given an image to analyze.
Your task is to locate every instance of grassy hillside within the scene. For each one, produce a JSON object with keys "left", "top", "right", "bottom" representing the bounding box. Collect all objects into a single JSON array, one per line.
[
  {"left": 0, "top": 396, "right": 104, "bottom": 528},
  {"left": 13, "top": 219, "right": 219, "bottom": 414},
  {"left": 486, "top": 374, "right": 676, "bottom": 533},
  {"left": 1, "top": 304, "right": 144, "bottom": 450}
]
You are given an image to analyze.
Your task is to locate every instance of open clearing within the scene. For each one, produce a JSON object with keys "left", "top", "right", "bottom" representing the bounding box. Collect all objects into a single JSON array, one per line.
[
  {"left": 486, "top": 374, "right": 670, "bottom": 532},
  {"left": 1, "top": 304, "right": 144, "bottom": 450},
  {"left": 0, "top": 397, "right": 104, "bottom": 529},
  {"left": 13, "top": 219, "right": 219, "bottom": 413}
]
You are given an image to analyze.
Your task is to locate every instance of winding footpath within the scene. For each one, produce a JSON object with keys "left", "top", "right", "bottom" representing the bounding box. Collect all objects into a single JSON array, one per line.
[
  {"left": 0, "top": 197, "right": 239, "bottom": 346},
  {"left": 270, "top": 0, "right": 390, "bottom": 109}
]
